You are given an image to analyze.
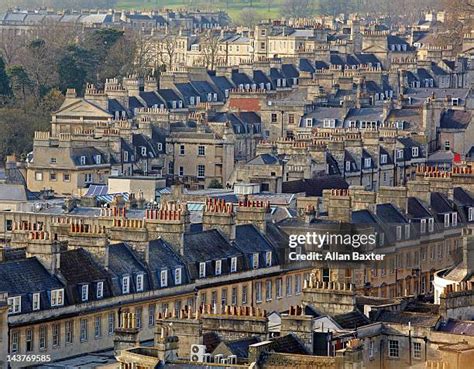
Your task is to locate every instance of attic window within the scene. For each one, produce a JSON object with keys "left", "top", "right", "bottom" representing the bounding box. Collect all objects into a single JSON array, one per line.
[
  {"left": 364, "top": 158, "right": 372, "bottom": 168},
  {"left": 469, "top": 207, "right": 474, "bottom": 221},
  {"left": 81, "top": 284, "right": 89, "bottom": 302},
  {"left": 428, "top": 218, "right": 434, "bottom": 232},
  {"left": 253, "top": 253, "right": 259, "bottom": 269},
  {"left": 136, "top": 274, "right": 144, "bottom": 292},
  {"left": 160, "top": 270, "right": 168, "bottom": 287},
  {"left": 306, "top": 118, "right": 313, "bottom": 127},
  {"left": 420, "top": 219, "right": 427, "bottom": 234},
  {"left": 215, "top": 260, "right": 222, "bottom": 275},
  {"left": 171, "top": 267, "right": 181, "bottom": 286},
  {"left": 95, "top": 155, "right": 101, "bottom": 164},
  {"left": 51, "top": 289, "right": 64, "bottom": 306},
  {"left": 97, "top": 281, "right": 103, "bottom": 299},
  {"left": 123, "top": 151, "right": 129, "bottom": 162},
  {"left": 412, "top": 147, "right": 419, "bottom": 157},
  {"left": 452, "top": 98, "right": 459, "bottom": 106},
  {"left": 141, "top": 147, "right": 147, "bottom": 156},
  {"left": 380, "top": 154, "right": 388, "bottom": 164},
  {"left": 199, "top": 262, "right": 206, "bottom": 278},
  {"left": 265, "top": 251, "right": 272, "bottom": 267},
  {"left": 452, "top": 212, "right": 458, "bottom": 227},
  {"left": 32, "top": 293, "right": 40, "bottom": 311},
  {"left": 230, "top": 257, "right": 237, "bottom": 272},
  {"left": 122, "top": 276, "right": 130, "bottom": 294},
  {"left": 345, "top": 161, "right": 351, "bottom": 172},
  {"left": 444, "top": 213, "right": 450, "bottom": 228},
  {"left": 80, "top": 156, "right": 86, "bottom": 165},
  {"left": 396, "top": 150, "right": 404, "bottom": 159},
  {"left": 8, "top": 296, "right": 21, "bottom": 314}
]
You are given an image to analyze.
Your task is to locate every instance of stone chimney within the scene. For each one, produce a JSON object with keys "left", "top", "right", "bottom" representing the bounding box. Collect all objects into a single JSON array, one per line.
[
  {"left": 202, "top": 198, "right": 236, "bottom": 241},
  {"left": 349, "top": 186, "right": 376, "bottom": 211},
  {"left": 155, "top": 308, "right": 202, "bottom": 359},
  {"left": 407, "top": 178, "right": 430, "bottom": 204},
  {"left": 323, "top": 189, "right": 352, "bottom": 223},
  {"left": 114, "top": 312, "right": 139, "bottom": 355},
  {"left": 25, "top": 233, "right": 66, "bottom": 274},
  {"left": 280, "top": 305, "right": 314, "bottom": 354},
  {"left": 302, "top": 273, "right": 356, "bottom": 315},
  {"left": 235, "top": 197, "right": 270, "bottom": 233},
  {"left": 377, "top": 186, "right": 408, "bottom": 212},
  {"left": 84, "top": 84, "right": 109, "bottom": 111},
  {"left": 155, "top": 326, "right": 179, "bottom": 363},
  {"left": 145, "top": 203, "right": 190, "bottom": 255},
  {"left": 123, "top": 75, "right": 142, "bottom": 97},
  {"left": 144, "top": 76, "right": 157, "bottom": 92}
]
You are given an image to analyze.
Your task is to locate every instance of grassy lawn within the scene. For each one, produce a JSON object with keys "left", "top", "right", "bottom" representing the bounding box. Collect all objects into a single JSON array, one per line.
[{"left": 116, "top": 0, "right": 284, "bottom": 22}]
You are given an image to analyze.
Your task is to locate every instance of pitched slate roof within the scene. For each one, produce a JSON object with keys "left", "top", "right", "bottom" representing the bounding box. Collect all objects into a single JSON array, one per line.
[
  {"left": 440, "top": 110, "right": 471, "bottom": 129},
  {"left": 333, "top": 310, "right": 370, "bottom": 329},
  {"left": 282, "top": 176, "right": 349, "bottom": 196},
  {"left": 247, "top": 153, "right": 281, "bottom": 165}
]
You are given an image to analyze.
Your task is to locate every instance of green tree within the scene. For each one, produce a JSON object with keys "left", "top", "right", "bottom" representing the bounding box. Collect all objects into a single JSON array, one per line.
[
  {"left": 58, "top": 45, "right": 96, "bottom": 94},
  {"left": 6, "top": 65, "right": 32, "bottom": 107},
  {"left": 208, "top": 179, "right": 223, "bottom": 189},
  {"left": 0, "top": 57, "right": 11, "bottom": 98}
]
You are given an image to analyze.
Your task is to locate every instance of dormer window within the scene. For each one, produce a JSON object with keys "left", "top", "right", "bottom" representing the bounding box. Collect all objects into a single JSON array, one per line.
[
  {"left": 123, "top": 151, "right": 129, "bottom": 162},
  {"left": 420, "top": 219, "right": 427, "bottom": 234},
  {"left": 141, "top": 147, "right": 147, "bottom": 156},
  {"left": 7, "top": 296, "right": 21, "bottom": 314},
  {"left": 160, "top": 270, "right": 168, "bottom": 287},
  {"left": 215, "top": 260, "right": 222, "bottom": 275},
  {"left": 444, "top": 213, "right": 450, "bottom": 228},
  {"left": 213, "top": 93, "right": 217, "bottom": 101},
  {"left": 95, "top": 155, "right": 101, "bottom": 164},
  {"left": 80, "top": 156, "right": 86, "bottom": 165},
  {"left": 136, "top": 274, "right": 144, "bottom": 292},
  {"left": 175, "top": 268, "right": 182, "bottom": 285},
  {"left": 266, "top": 82, "right": 272, "bottom": 90},
  {"left": 51, "top": 289, "right": 64, "bottom": 306},
  {"left": 412, "top": 147, "right": 419, "bottom": 157},
  {"left": 178, "top": 101, "right": 183, "bottom": 108},
  {"left": 364, "top": 158, "right": 372, "bottom": 168},
  {"left": 207, "top": 93, "right": 212, "bottom": 102},
  {"left": 97, "top": 281, "right": 103, "bottom": 299},
  {"left": 396, "top": 226, "right": 402, "bottom": 241},
  {"left": 253, "top": 253, "right": 259, "bottom": 269},
  {"left": 199, "top": 262, "right": 206, "bottom": 278},
  {"left": 81, "top": 285, "right": 89, "bottom": 302},
  {"left": 190, "top": 96, "right": 195, "bottom": 105},
  {"left": 404, "top": 224, "right": 410, "bottom": 239},
  {"left": 122, "top": 276, "right": 130, "bottom": 294},
  {"left": 428, "top": 218, "right": 434, "bottom": 232},
  {"left": 452, "top": 212, "right": 458, "bottom": 227},
  {"left": 305, "top": 118, "right": 313, "bottom": 127},
  {"left": 469, "top": 207, "right": 474, "bottom": 221},
  {"left": 396, "top": 150, "right": 404, "bottom": 159},
  {"left": 172, "top": 101, "right": 177, "bottom": 109},
  {"left": 452, "top": 98, "right": 459, "bottom": 106},
  {"left": 345, "top": 161, "right": 351, "bottom": 172},
  {"left": 230, "top": 257, "right": 237, "bottom": 272},
  {"left": 380, "top": 154, "right": 387, "bottom": 164},
  {"left": 396, "top": 121, "right": 404, "bottom": 129},
  {"left": 32, "top": 293, "right": 40, "bottom": 311},
  {"left": 265, "top": 251, "right": 272, "bottom": 267}
]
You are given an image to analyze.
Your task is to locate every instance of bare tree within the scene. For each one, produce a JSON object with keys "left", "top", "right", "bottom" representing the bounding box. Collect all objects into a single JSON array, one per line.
[
  {"left": 237, "top": 8, "right": 263, "bottom": 28},
  {"left": 281, "top": 0, "right": 315, "bottom": 18},
  {"left": 200, "top": 30, "right": 221, "bottom": 70},
  {"left": 155, "top": 32, "right": 179, "bottom": 71}
]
